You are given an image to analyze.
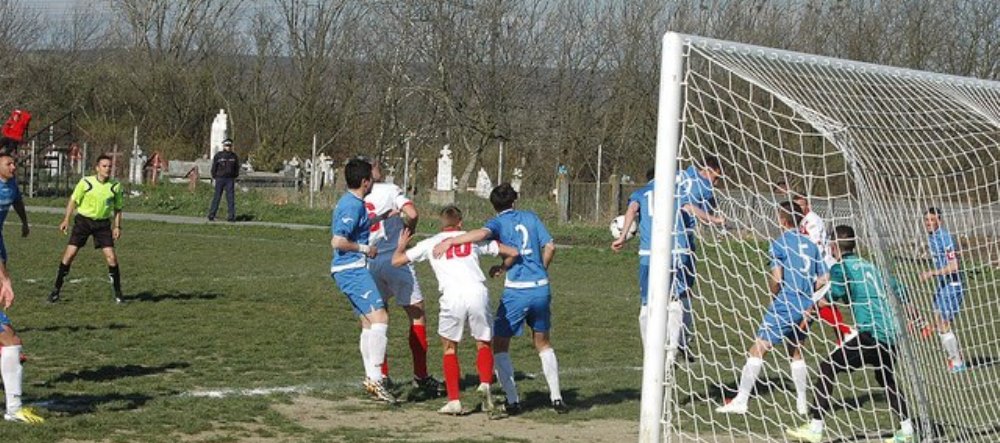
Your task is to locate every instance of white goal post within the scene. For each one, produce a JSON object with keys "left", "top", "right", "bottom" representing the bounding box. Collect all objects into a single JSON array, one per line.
[{"left": 641, "top": 32, "right": 1000, "bottom": 442}]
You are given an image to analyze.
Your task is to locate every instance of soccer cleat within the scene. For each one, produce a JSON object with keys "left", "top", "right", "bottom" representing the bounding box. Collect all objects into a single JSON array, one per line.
[
  {"left": 502, "top": 401, "right": 522, "bottom": 416},
  {"left": 715, "top": 399, "right": 748, "bottom": 414},
  {"left": 884, "top": 430, "right": 914, "bottom": 443},
  {"left": 948, "top": 359, "right": 967, "bottom": 373},
  {"left": 438, "top": 400, "right": 463, "bottom": 415},
  {"left": 413, "top": 375, "right": 445, "bottom": 396},
  {"left": 364, "top": 378, "right": 397, "bottom": 404},
  {"left": 785, "top": 424, "right": 822, "bottom": 443},
  {"left": 114, "top": 294, "right": 126, "bottom": 304},
  {"left": 382, "top": 376, "right": 395, "bottom": 390},
  {"left": 551, "top": 399, "right": 569, "bottom": 414},
  {"left": 47, "top": 290, "right": 60, "bottom": 304},
  {"left": 4, "top": 407, "right": 44, "bottom": 424},
  {"left": 477, "top": 383, "right": 505, "bottom": 419}
]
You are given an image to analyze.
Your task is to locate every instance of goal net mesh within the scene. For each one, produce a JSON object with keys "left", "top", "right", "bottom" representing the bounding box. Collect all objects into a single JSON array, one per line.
[{"left": 659, "top": 35, "right": 1000, "bottom": 442}]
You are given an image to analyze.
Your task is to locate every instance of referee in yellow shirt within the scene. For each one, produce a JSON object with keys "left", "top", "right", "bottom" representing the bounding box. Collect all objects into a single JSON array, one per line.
[{"left": 48, "top": 154, "right": 125, "bottom": 304}]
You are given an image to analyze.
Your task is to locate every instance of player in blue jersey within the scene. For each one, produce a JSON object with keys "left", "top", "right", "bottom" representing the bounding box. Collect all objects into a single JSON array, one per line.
[
  {"left": 919, "top": 207, "right": 966, "bottom": 372},
  {"left": 330, "top": 159, "right": 395, "bottom": 404},
  {"left": 433, "top": 183, "right": 565, "bottom": 414},
  {"left": 0, "top": 153, "right": 42, "bottom": 424},
  {"left": 611, "top": 158, "right": 723, "bottom": 354},
  {"left": 717, "top": 201, "right": 828, "bottom": 415}
]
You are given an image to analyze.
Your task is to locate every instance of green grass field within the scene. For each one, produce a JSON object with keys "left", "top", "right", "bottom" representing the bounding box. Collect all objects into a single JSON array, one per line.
[{"left": 1, "top": 196, "right": 996, "bottom": 442}]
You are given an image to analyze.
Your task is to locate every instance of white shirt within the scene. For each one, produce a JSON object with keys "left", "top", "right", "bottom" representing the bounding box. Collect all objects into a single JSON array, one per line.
[
  {"left": 406, "top": 231, "right": 500, "bottom": 294},
  {"left": 365, "top": 182, "right": 413, "bottom": 249},
  {"left": 800, "top": 210, "right": 835, "bottom": 267}
]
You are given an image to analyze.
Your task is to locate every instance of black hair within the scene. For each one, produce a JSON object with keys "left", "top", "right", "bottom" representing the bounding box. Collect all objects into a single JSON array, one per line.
[
  {"left": 489, "top": 183, "right": 518, "bottom": 212},
  {"left": 925, "top": 207, "right": 943, "bottom": 218},
  {"left": 0, "top": 152, "right": 12, "bottom": 160},
  {"left": 831, "top": 224, "right": 857, "bottom": 253},
  {"left": 344, "top": 158, "right": 372, "bottom": 189},
  {"left": 703, "top": 155, "right": 722, "bottom": 174},
  {"left": 645, "top": 167, "right": 655, "bottom": 181},
  {"left": 440, "top": 205, "right": 463, "bottom": 222},
  {"left": 96, "top": 154, "right": 113, "bottom": 165},
  {"left": 778, "top": 201, "right": 804, "bottom": 227}
]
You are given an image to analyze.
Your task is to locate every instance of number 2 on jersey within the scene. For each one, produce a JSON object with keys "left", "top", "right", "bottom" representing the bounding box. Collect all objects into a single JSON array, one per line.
[{"left": 515, "top": 224, "right": 533, "bottom": 255}]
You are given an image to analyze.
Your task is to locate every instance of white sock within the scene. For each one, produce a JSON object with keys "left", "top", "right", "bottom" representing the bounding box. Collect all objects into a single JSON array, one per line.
[
  {"left": 939, "top": 332, "right": 961, "bottom": 362},
  {"left": 639, "top": 306, "right": 649, "bottom": 347},
  {"left": 735, "top": 357, "right": 763, "bottom": 404},
  {"left": 539, "top": 348, "right": 562, "bottom": 402},
  {"left": 494, "top": 352, "right": 519, "bottom": 404},
  {"left": 368, "top": 323, "right": 388, "bottom": 383},
  {"left": 791, "top": 360, "right": 809, "bottom": 413},
  {"left": 900, "top": 419, "right": 914, "bottom": 435},
  {"left": 810, "top": 419, "right": 824, "bottom": 434},
  {"left": 1, "top": 346, "right": 22, "bottom": 415},
  {"left": 359, "top": 330, "right": 374, "bottom": 380}
]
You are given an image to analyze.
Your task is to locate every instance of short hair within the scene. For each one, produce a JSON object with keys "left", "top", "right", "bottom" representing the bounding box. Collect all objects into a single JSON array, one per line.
[
  {"left": 344, "top": 158, "right": 372, "bottom": 189},
  {"left": 440, "top": 205, "right": 463, "bottom": 224},
  {"left": 645, "top": 167, "right": 655, "bottom": 181},
  {"left": 96, "top": 154, "right": 113, "bottom": 165},
  {"left": 925, "top": 207, "right": 943, "bottom": 218},
  {"left": 831, "top": 224, "right": 857, "bottom": 253},
  {"left": 778, "top": 201, "right": 804, "bottom": 227},
  {"left": 0, "top": 152, "right": 12, "bottom": 161},
  {"left": 703, "top": 155, "right": 722, "bottom": 174},
  {"left": 489, "top": 183, "right": 518, "bottom": 212}
]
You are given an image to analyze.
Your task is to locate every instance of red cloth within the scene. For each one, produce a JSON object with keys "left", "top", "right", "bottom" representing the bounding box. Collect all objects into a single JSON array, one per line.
[
  {"left": 1, "top": 110, "right": 30, "bottom": 142},
  {"left": 477, "top": 346, "right": 494, "bottom": 384},
  {"left": 443, "top": 353, "right": 461, "bottom": 401},
  {"left": 410, "top": 324, "right": 429, "bottom": 378}
]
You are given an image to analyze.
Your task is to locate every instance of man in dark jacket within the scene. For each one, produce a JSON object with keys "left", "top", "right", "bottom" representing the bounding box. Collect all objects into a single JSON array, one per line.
[{"left": 208, "top": 138, "right": 239, "bottom": 222}]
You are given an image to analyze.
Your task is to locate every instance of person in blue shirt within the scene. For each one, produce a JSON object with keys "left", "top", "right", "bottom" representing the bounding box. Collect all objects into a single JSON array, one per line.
[
  {"left": 717, "top": 201, "right": 828, "bottom": 415},
  {"left": 0, "top": 153, "right": 42, "bottom": 424},
  {"left": 919, "top": 207, "right": 966, "bottom": 373},
  {"left": 434, "top": 183, "right": 565, "bottom": 415},
  {"left": 611, "top": 157, "right": 723, "bottom": 356},
  {"left": 330, "top": 159, "right": 395, "bottom": 404}
]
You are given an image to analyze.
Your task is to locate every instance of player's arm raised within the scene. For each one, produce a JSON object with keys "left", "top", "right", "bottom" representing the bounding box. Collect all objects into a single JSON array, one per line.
[
  {"left": 432, "top": 228, "right": 491, "bottom": 258},
  {"left": 611, "top": 201, "right": 639, "bottom": 251},
  {"left": 391, "top": 228, "right": 415, "bottom": 267}
]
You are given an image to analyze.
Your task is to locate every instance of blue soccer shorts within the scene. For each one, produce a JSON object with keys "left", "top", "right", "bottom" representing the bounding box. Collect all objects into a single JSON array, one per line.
[
  {"left": 757, "top": 300, "right": 810, "bottom": 346},
  {"left": 639, "top": 253, "right": 695, "bottom": 306},
  {"left": 494, "top": 286, "right": 551, "bottom": 337},
  {"left": 332, "top": 267, "right": 385, "bottom": 316},
  {"left": 368, "top": 253, "right": 423, "bottom": 306},
  {"left": 935, "top": 281, "right": 964, "bottom": 322}
]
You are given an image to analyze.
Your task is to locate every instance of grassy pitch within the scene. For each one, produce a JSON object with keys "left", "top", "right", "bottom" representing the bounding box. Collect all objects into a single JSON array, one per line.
[{"left": 0, "top": 211, "right": 644, "bottom": 442}]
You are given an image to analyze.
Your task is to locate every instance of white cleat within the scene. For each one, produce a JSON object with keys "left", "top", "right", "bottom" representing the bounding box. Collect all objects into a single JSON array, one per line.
[
  {"left": 438, "top": 399, "right": 464, "bottom": 416},
  {"left": 715, "top": 399, "right": 748, "bottom": 414}
]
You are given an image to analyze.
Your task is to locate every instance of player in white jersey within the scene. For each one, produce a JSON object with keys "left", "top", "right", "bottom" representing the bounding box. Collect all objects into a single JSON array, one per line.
[
  {"left": 360, "top": 157, "right": 440, "bottom": 394},
  {"left": 792, "top": 194, "right": 855, "bottom": 344},
  {"left": 393, "top": 206, "right": 518, "bottom": 417}
]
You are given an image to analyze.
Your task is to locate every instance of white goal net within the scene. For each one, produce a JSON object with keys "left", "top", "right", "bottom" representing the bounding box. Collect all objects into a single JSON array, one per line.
[{"left": 641, "top": 33, "right": 1000, "bottom": 443}]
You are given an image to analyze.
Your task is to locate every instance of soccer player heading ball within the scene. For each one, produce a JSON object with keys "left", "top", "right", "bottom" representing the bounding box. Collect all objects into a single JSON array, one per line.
[
  {"left": 717, "top": 201, "right": 828, "bottom": 415},
  {"left": 920, "top": 207, "right": 966, "bottom": 373},
  {"left": 432, "top": 183, "right": 566, "bottom": 414},
  {"left": 48, "top": 154, "right": 126, "bottom": 304},
  {"left": 393, "top": 206, "right": 518, "bottom": 417}
]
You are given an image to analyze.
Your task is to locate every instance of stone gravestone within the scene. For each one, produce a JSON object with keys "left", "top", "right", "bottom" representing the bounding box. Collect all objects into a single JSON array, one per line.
[
  {"left": 511, "top": 167, "right": 523, "bottom": 193},
  {"left": 384, "top": 165, "right": 396, "bottom": 185},
  {"left": 474, "top": 167, "right": 492, "bottom": 198},
  {"left": 209, "top": 109, "right": 228, "bottom": 159},
  {"left": 429, "top": 145, "right": 456, "bottom": 205},
  {"left": 129, "top": 144, "right": 146, "bottom": 185}
]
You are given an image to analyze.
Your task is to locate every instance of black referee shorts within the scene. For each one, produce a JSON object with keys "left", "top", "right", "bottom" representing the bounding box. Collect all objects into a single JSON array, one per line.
[{"left": 69, "top": 214, "right": 114, "bottom": 249}]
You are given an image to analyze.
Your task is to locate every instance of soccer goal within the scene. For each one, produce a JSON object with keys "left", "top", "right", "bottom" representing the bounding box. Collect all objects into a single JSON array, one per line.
[{"left": 640, "top": 33, "right": 1000, "bottom": 442}]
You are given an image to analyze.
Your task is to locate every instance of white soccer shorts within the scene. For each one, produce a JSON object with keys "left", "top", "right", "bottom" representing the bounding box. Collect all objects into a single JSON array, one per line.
[
  {"left": 438, "top": 286, "right": 492, "bottom": 343},
  {"left": 369, "top": 255, "right": 424, "bottom": 306}
]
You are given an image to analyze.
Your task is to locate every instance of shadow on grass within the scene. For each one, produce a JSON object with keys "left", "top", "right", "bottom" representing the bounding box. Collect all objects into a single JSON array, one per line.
[
  {"left": 967, "top": 354, "right": 998, "bottom": 369},
  {"left": 51, "top": 362, "right": 190, "bottom": 384},
  {"left": 32, "top": 392, "right": 162, "bottom": 416},
  {"left": 20, "top": 323, "right": 129, "bottom": 333},
  {"left": 679, "top": 375, "right": 792, "bottom": 406},
  {"left": 126, "top": 291, "right": 222, "bottom": 303}
]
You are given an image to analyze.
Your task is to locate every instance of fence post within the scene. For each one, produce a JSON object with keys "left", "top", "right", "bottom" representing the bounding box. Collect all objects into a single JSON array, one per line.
[
  {"left": 309, "top": 134, "right": 317, "bottom": 209},
  {"left": 557, "top": 174, "right": 570, "bottom": 224},
  {"left": 29, "top": 141, "right": 35, "bottom": 198},
  {"left": 594, "top": 144, "right": 603, "bottom": 222},
  {"left": 608, "top": 173, "right": 621, "bottom": 217}
]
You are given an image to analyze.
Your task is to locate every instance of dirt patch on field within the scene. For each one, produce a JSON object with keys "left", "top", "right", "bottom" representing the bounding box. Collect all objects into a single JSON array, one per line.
[{"left": 273, "top": 396, "right": 639, "bottom": 442}]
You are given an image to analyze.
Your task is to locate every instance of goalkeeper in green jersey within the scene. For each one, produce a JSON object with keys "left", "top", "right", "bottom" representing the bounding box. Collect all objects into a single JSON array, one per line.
[{"left": 786, "top": 225, "right": 916, "bottom": 443}]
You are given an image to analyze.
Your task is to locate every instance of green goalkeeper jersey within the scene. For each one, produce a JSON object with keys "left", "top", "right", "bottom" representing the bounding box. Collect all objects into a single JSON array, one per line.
[
  {"left": 828, "top": 252, "right": 907, "bottom": 345},
  {"left": 71, "top": 176, "right": 124, "bottom": 221}
]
